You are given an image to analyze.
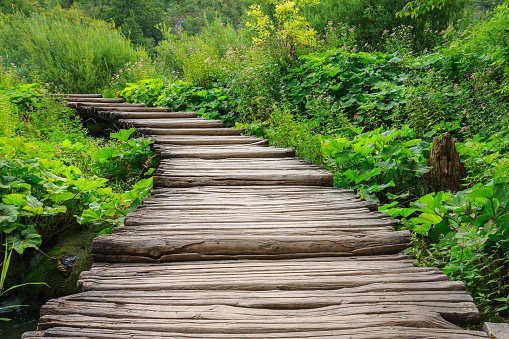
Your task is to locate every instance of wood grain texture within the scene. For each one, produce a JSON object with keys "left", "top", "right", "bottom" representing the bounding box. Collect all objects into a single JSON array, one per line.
[
  {"left": 136, "top": 127, "right": 245, "bottom": 135},
  {"left": 154, "top": 135, "right": 266, "bottom": 145},
  {"left": 158, "top": 145, "right": 295, "bottom": 159},
  {"left": 113, "top": 111, "right": 198, "bottom": 119},
  {"left": 120, "top": 118, "right": 224, "bottom": 129}
]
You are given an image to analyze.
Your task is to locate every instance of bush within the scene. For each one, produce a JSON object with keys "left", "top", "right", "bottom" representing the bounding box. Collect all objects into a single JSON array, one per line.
[
  {"left": 323, "top": 126, "right": 431, "bottom": 203},
  {"left": 303, "top": 0, "right": 467, "bottom": 53},
  {"left": 156, "top": 19, "right": 249, "bottom": 85},
  {"left": 0, "top": 7, "right": 153, "bottom": 93}
]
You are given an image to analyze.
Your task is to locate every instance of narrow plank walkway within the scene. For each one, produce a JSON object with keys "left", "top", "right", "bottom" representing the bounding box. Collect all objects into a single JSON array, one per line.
[{"left": 23, "top": 95, "right": 488, "bottom": 338}]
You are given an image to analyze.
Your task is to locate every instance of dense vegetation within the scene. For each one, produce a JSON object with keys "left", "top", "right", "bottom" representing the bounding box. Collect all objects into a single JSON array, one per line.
[{"left": 1, "top": 0, "right": 509, "bottom": 325}]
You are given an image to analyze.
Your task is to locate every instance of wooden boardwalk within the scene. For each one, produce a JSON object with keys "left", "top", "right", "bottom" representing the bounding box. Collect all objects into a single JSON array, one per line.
[{"left": 23, "top": 95, "right": 488, "bottom": 338}]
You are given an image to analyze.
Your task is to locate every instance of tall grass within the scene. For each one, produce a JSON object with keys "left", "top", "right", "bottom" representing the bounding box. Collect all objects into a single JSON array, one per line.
[{"left": 0, "top": 7, "right": 153, "bottom": 93}]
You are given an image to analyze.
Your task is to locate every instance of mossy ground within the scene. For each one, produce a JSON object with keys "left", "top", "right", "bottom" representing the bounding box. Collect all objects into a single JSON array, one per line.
[{"left": 24, "top": 226, "right": 95, "bottom": 301}]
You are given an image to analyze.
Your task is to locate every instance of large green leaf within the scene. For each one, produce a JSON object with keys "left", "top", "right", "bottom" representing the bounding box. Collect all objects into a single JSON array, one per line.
[
  {"left": 0, "top": 204, "right": 19, "bottom": 225},
  {"left": 25, "top": 195, "right": 43, "bottom": 210},
  {"left": 399, "top": 159, "right": 430, "bottom": 173},
  {"left": 2, "top": 194, "right": 25, "bottom": 206},
  {"left": 48, "top": 191, "right": 76, "bottom": 203},
  {"left": 72, "top": 178, "right": 108, "bottom": 192},
  {"left": 110, "top": 128, "right": 136, "bottom": 142},
  {"left": 0, "top": 176, "right": 24, "bottom": 189},
  {"left": 77, "top": 209, "right": 103, "bottom": 224},
  {"left": 8, "top": 227, "right": 42, "bottom": 254}
]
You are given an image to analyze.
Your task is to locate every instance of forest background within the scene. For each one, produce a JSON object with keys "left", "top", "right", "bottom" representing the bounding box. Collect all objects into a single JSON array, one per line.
[{"left": 1, "top": 0, "right": 509, "bottom": 329}]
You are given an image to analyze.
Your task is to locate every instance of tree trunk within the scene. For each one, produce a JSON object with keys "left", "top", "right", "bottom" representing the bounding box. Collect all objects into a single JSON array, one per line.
[{"left": 426, "top": 132, "right": 467, "bottom": 193}]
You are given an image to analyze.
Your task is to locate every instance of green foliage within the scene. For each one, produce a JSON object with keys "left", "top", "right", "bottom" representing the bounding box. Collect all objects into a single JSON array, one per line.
[
  {"left": 398, "top": 0, "right": 446, "bottom": 17},
  {"left": 263, "top": 102, "right": 323, "bottom": 163},
  {"left": 163, "top": 0, "right": 247, "bottom": 35},
  {"left": 323, "top": 126, "right": 430, "bottom": 203},
  {"left": 0, "top": 95, "right": 17, "bottom": 137},
  {"left": 0, "top": 132, "right": 155, "bottom": 248},
  {"left": 283, "top": 50, "right": 408, "bottom": 126},
  {"left": 303, "top": 0, "right": 466, "bottom": 53},
  {"left": 105, "top": 0, "right": 165, "bottom": 49},
  {"left": 119, "top": 79, "right": 240, "bottom": 126},
  {"left": 0, "top": 245, "right": 47, "bottom": 321},
  {"left": 246, "top": 0, "right": 319, "bottom": 58},
  {"left": 384, "top": 165, "right": 509, "bottom": 316},
  {"left": 156, "top": 18, "right": 249, "bottom": 85},
  {"left": 0, "top": 88, "right": 157, "bottom": 259},
  {"left": 0, "top": 8, "right": 153, "bottom": 93}
]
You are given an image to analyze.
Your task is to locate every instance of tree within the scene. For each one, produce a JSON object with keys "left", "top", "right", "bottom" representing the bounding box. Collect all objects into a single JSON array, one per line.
[
  {"left": 107, "top": 0, "right": 164, "bottom": 48},
  {"left": 246, "top": 0, "right": 320, "bottom": 57},
  {"left": 398, "top": 0, "right": 446, "bottom": 17}
]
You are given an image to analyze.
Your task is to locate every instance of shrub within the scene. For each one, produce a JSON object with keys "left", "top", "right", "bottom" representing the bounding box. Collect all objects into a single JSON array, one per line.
[
  {"left": 155, "top": 19, "right": 248, "bottom": 84},
  {"left": 264, "top": 102, "right": 323, "bottom": 163},
  {"left": 0, "top": 7, "right": 153, "bottom": 93},
  {"left": 323, "top": 126, "right": 431, "bottom": 203},
  {"left": 303, "top": 0, "right": 467, "bottom": 53},
  {"left": 0, "top": 94, "right": 16, "bottom": 137}
]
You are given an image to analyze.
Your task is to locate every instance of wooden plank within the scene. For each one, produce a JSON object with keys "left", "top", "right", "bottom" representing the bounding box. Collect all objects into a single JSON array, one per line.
[
  {"left": 96, "top": 106, "right": 176, "bottom": 112},
  {"left": 136, "top": 200, "right": 378, "bottom": 211},
  {"left": 64, "top": 97, "right": 124, "bottom": 103},
  {"left": 136, "top": 127, "right": 245, "bottom": 135},
  {"left": 154, "top": 135, "right": 266, "bottom": 145},
  {"left": 150, "top": 184, "right": 355, "bottom": 193},
  {"left": 159, "top": 146, "right": 295, "bottom": 159},
  {"left": 56, "top": 93, "right": 102, "bottom": 98},
  {"left": 157, "top": 159, "right": 323, "bottom": 171},
  {"left": 33, "top": 310, "right": 467, "bottom": 331},
  {"left": 483, "top": 322, "right": 509, "bottom": 339},
  {"left": 153, "top": 170, "right": 333, "bottom": 187},
  {"left": 90, "top": 231, "right": 410, "bottom": 262},
  {"left": 68, "top": 102, "right": 146, "bottom": 108},
  {"left": 23, "top": 327, "right": 490, "bottom": 338},
  {"left": 113, "top": 111, "right": 198, "bottom": 119},
  {"left": 120, "top": 118, "right": 223, "bottom": 128}
]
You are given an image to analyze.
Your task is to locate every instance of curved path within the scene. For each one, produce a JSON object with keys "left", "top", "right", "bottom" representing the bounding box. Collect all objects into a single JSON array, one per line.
[{"left": 23, "top": 95, "right": 488, "bottom": 338}]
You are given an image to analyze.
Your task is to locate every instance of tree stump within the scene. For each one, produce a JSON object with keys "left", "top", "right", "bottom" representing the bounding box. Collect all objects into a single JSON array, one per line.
[{"left": 426, "top": 132, "right": 467, "bottom": 193}]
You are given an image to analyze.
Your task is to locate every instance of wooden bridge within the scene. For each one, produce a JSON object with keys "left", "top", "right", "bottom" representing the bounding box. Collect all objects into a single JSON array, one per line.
[{"left": 23, "top": 95, "right": 489, "bottom": 338}]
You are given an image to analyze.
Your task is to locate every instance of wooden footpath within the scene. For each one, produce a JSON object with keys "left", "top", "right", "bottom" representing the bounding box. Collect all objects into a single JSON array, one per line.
[{"left": 23, "top": 95, "right": 489, "bottom": 338}]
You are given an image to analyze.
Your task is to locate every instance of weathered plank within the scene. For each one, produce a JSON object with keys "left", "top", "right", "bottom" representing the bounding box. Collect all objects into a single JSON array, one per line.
[
  {"left": 136, "top": 127, "right": 245, "bottom": 135},
  {"left": 113, "top": 111, "right": 198, "bottom": 119},
  {"left": 91, "top": 230, "right": 411, "bottom": 262},
  {"left": 23, "top": 326, "right": 490, "bottom": 339},
  {"left": 154, "top": 136, "right": 267, "bottom": 146},
  {"left": 120, "top": 118, "right": 224, "bottom": 129},
  {"left": 153, "top": 170, "right": 333, "bottom": 187},
  {"left": 55, "top": 93, "right": 102, "bottom": 98},
  {"left": 68, "top": 102, "right": 146, "bottom": 108},
  {"left": 71, "top": 258, "right": 480, "bottom": 325},
  {"left": 98, "top": 106, "right": 176, "bottom": 112},
  {"left": 150, "top": 185, "right": 355, "bottom": 195},
  {"left": 158, "top": 145, "right": 295, "bottom": 159},
  {"left": 64, "top": 97, "right": 124, "bottom": 103}
]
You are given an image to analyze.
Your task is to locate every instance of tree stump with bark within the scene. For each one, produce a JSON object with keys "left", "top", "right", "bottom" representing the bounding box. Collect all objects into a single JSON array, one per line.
[{"left": 426, "top": 132, "right": 467, "bottom": 193}]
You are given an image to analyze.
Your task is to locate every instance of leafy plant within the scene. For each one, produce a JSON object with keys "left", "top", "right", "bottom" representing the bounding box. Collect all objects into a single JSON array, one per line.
[
  {"left": 323, "top": 126, "right": 430, "bottom": 203},
  {"left": 119, "top": 80, "right": 240, "bottom": 126},
  {"left": 282, "top": 50, "right": 408, "bottom": 125},
  {"left": 383, "top": 161, "right": 509, "bottom": 317}
]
